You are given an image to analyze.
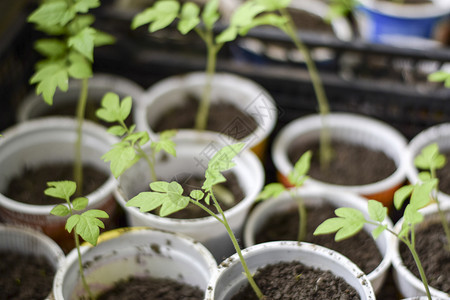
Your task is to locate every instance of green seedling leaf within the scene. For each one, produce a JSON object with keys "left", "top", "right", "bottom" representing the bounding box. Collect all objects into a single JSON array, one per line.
[
  {"left": 107, "top": 125, "right": 127, "bottom": 136},
  {"left": 178, "top": 2, "right": 200, "bottom": 34},
  {"left": 230, "top": 1, "right": 266, "bottom": 28},
  {"left": 102, "top": 142, "right": 138, "bottom": 178},
  {"left": 45, "top": 181, "right": 77, "bottom": 201},
  {"left": 410, "top": 180, "right": 436, "bottom": 210},
  {"left": 93, "top": 29, "right": 116, "bottom": 47},
  {"left": 97, "top": 92, "right": 124, "bottom": 123},
  {"left": 202, "top": 0, "right": 220, "bottom": 29},
  {"left": 68, "top": 14, "right": 95, "bottom": 34},
  {"left": 394, "top": 185, "right": 413, "bottom": 210},
  {"left": 34, "top": 39, "right": 66, "bottom": 57},
  {"left": 30, "top": 61, "right": 69, "bottom": 105},
  {"left": 428, "top": 71, "right": 450, "bottom": 83},
  {"left": 132, "top": 1, "right": 180, "bottom": 32},
  {"left": 190, "top": 190, "right": 204, "bottom": 201},
  {"left": 28, "top": 0, "right": 71, "bottom": 27},
  {"left": 127, "top": 181, "right": 190, "bottom": 217},
  {"left": 74, "top": 0, "right": 101, "bottom": 13},
  {"left": 125, "top": 131, "right": 150, "bottom": 146},
  {"left": 314, "top": 207, "right": 366, "bottom": 241},
  {"left": 372, "top": 225, "right": 388, "bottom": 240},
  {"left": 368, "top": 200, "right": 387, "bottom": 223},
  {"left": 72, "top": 197, "right": 89, "bottom": 211},
  {"left": 288, "top": 151, "right": 311, "bottom": 187},
  {"left": 216, "top": 27, "right": 239, "bottom": 44},
  {"left": 50, "top": 204, "right": 70, "bottom": 217},
  {"left": 403, "top": 205, "right": 424, "bottom": 228},
  {"left": 66, "top": 214, "right": 80, "bottom": 233},
  {"left": 151, "top": 130, "right": 177, "bottom": 157},
  {"left": 75, "top": 210, "right": 108, "bottom": 246},
  {"left": 253, "top": 0, "right": 291, "bottom": 11},
  {"left": 68, "top": 27, "right": 96, "bottom": 61},
  {"left": 414, "top": 143, "right": 446, "bottom": 170},
  {"left": 256, "top": 182, "right": 286, "bottom": 201},
  {"left": 203, "top": 143, "right": 245, "bottom": 190},
  {"left": 418, "top": 171, "right": 431, "bottom": 182},
  {"left": 68, "top": 52, "right": 92, "bottom": 79}
]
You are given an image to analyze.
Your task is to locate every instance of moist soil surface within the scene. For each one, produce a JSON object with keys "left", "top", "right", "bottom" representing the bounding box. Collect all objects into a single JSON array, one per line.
[
  {"left": 152, "top": 97, "right": 258, "bottom": 141},
  {"left": 231, "top": 261, "right": 360, "bottom": 299},
  {"left": 151, "top": 172, "right": 245, "bottom": 219},
  {"left": 5, "top": 163, "right": 109, "bottom": 205},
  {"left": 255, "top": 203, "right": 382, "bottom": 275},
  {"left": 399, "top": 220, "right": 450, "bottom": 294},
  {"left": 0, "top": 251, "right": 55, "bottom": 300},
  {"left": 288, "top": 140, "right": 396, "bottom": 186},
  {"left": 97, "top": 276, "right": 203, "bottom": 300}
]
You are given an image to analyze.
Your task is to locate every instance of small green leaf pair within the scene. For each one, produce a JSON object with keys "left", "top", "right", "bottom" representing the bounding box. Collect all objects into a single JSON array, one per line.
[{"left": 46, "top": 181, "right": 108, "bottom": 246}]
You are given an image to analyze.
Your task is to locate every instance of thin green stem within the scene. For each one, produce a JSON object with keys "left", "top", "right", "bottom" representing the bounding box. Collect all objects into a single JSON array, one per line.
[
  {"left": 403, "top": 239, "right": 432, "bottom": 300},
  {"left": 74, "top": 231, "right": 95, "bottom": 300},
  {"left": 291, "top": 191, "right": 306, "bottom": 242},
  {"left": 74, "top": 78, "right": 89, "bottom": 195},
  {"left": 209, "top": 191, "right": 264, "bottom": 299},
  {"left": 279, "top": 8, "right": 332, "bottom": 170},
  {"left": 136, "top": 145, "right": 157, "bottom": 182}
]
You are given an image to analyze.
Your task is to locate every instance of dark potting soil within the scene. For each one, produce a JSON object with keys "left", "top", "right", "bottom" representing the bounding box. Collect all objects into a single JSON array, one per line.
[
  {"left": 97, "top": 276, "right": 203, "bottom": 300},
  {"left": 399, "top": 221, "right": 450, "bottom": 294},
  {"left": 152, "top": 97, "right": 259, "bottom": 141},
  {"left": 432, "top": 151, "right": 450, "bottom": 196},
  {"left": 151, "top": 172, "right": 245, "bottom": 219},
  {"left": 380, "top": 0, "right": 431, "bottom": 3},
  {"left": 231, "top": 261, "right": 360, "bottom": 300},
  {"left": 0, "top": 251, "right": 55, "bottom": 300},
  {"left": 288, "top": 140, "right": 397, "bottom": 186},
  {"left": 5, "top": 163, "right": 109, "bottom": 205},
  {"left": 289, "top": 8, "right": 334, "bottom": 35},
  {"left": 255, "top": 203, "right": 382, "bottom": 275}
]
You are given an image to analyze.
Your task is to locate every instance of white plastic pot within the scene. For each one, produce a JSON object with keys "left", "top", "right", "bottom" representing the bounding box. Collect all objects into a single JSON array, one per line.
[
  {"left": 0, "top": 224, "right": 65, "bottom": 300},
  {"left": 205, "top": 241, "right": 376, "bottom": 299},
  {"left": 134, "top": 72, "right": 277, "bottom": 160},
  {"left": 16, "top": 73, "right": 144, "bottom": 123},
  {"left": 405, "top": 123, "right": 450, "bottom": 204},
  {"left": 392, "top": 202, "right": 450, "bottom": 299},
  {"left": 243, "top": 186, "right": 393, "bottom": 294},
  {"left": 53, "top": 227, "right": 217, "bottom": 299},
  {"left": 272, "top": 113, "right": 408, "bottom": 207},
  {"left": 0, "top": 117, "right": 119, "bottom": 252},
  {"left": 356, "top": 0, "right": 450, "bottom": 48},
  {"left": 114, "top": 133, "right": 264, "bottom": 261}
]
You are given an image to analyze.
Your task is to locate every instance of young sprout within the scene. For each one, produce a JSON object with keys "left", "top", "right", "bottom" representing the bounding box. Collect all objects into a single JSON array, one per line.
[
  {"left": 314, "top": 175, "right": 438, "bottom": 299},
  {"left": 96, "top": 92, "right": 176, "bottom": 181},
  {"left": 244, "top": 0, "right": 332, "bottom": 169},
  {"left": 326, "top": 0, "right": 357, "bottom": 21},
  {"left": 257, "top": 151, "right": 312, "bottom": 241},
  {"left": 428, "top": 70, "right": 450, "bottom": 88},
  {"left": 131, "top": 0, "right": 285, "bottom": 131},
  {"left": 126, "top": 142, "right": 265, "bottom": 299},
  {"left": 46, "top": 180, "right": 109, "bottom": 300},
  {"left": 28, "top": 0, "right": 115, "bottom": 193}
]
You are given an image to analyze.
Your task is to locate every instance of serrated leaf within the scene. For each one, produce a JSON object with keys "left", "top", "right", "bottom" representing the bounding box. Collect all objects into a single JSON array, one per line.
[
  {"left": 68, "top": 27, "right": 96, "bottom": 61},
  {"left": 73, "top": 0, "right": 100, "bottom": 13},
  {"left": 132, "top": 7, "right": 157, "bottom": 29},
  {"left": 230, "top": 2, "right": 266, "bottom": 28},
  {"left": 127, "top": 191, "right": 166, "bottom": 212},
  {"left": 30, "top": 62, "right": 69, "bottom": 105},
  {"left": 256, "top": 183, "right": 285, "bottom": 201},
  {"left": 68, "top": 52, "right": 92, "bottom": 79},
  {"left": 148, "top": 1, "right": 180, "bottom": 32},
  {"left": 82, "top": 209, "right": 109, "bottom": 219},
  {"left": 202, "top": 0, "right": 219, "bottom": 29},
  {"left": 50, "top": 204, "right": 70, "bottom": 217},
  {"left": 28, "top": 1, "right": 70, "bottom": 27},
  {"left": 34, "top": 39, "right": 67, "bottom": 58},
  {"left": 150, "top": 181, "right": 170, "bottom": 193},
  {"left": 93, "top": 29, "right": 116, "bottom": 47},
  {"left": 203, "top": 143, "right": 245, "bottom": 190},
  {"left": 216, "top": 27, "right": 238, "bottom": 44},
  {"left": 288, "top": 151, "right": 311, "bottom": 187},
  {"left": 254, "top": 0, "right": 291, "bottom": 10},
  {"left": 410, "top": 180, "right": 435, "bottom": 210},
  {"left": 72, "top": 197, "right": 88, "bottom": 211},
  {"left": 190, "top": 189, "right": 204, "bottom": 201},
  {"left": 120, "top": 96, "right": 132, "bottom": 121},
  {"left": 368, "top": 200, "right": 387, "bottom": 223},
  {"left": 45, "top": 181, "right": 77, "bottom": 200},
  {"left": 403, "top": 205, "right": 424, "bottom": 226},
  {"left": 67, "top": 14, "right": 95, "bottom": 35},
  {"left": 372, "top": 225, "right": 387, "bottom": 240},
  {"left": 428, "top": 71, "right": 450, "bottom": 82},
  {"left": 415, "top": 143, "right": 446, "bottom": 171},
  {"left": 97, "top": 92, "right": 121, "bottom": 122},
  {"left": 107, "top": 125, "right": 127, "bottom": 136},
  {"left": 102, "top": 143, "right": 138, "bottom": 178},
  {"left": 178, "top": 3, "right": 200, "bottom": 34},
  {"left": 314, "top": 207, "right": 366, "bottom": 241},
  {"left": 75, "top": 213, "right": 106, "bottom": 246},
  {"left": 394, "top": 185, "right": 413, "bottom": 210}
]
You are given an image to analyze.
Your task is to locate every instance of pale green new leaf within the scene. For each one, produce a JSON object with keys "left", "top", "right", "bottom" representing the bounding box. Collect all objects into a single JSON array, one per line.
[
  {"left": 50, "top": 204, "right": 70, "bottom": 217},
  {"left": 202, "top": 0, "right": 219, "bottom": 29},
  {"left": 72, "top": 197, "right": 89, "bottom": 211},
  {"left": 28, "top": 1, "right": 70, "bottom": 27},
  {"left": 178, "top": 3, "right": 200, "bottom": 34},
  {"left": 428, "top": 71, "right": 450, "bottom": 83},
  {"left": 288, "top": 151, "right": 311, "bottom": 187},
  {"left": 102, "top": 143, "right": 138, "bottom": 178},
  {"left": 216, "top": 27, "right": 238, "bottom": 44},
  {"left": 68, "top": 51, "right": 92, "bottom": 79},
  {"left": 97, "top": 92, "right": 122, "bottom": 122},
  {"left": 418, "top": 171, "right": 431, "bottom": 182},
  {"left": 107, "top": 125, "right": 127, "bottom": 136},
  {"left": 132, "top": 7, "right": 158, "bottom": 29},
  {"left": 68, "top": 27, "right": 96, "bottom": 61},
  {"left": 368, "top": 199, "right": 387, "bottom": 223},
  {"left": 393, "top": 185, "right": 413, "bottom": 210},
  {"left": 203, "top": 143, "right": 245, "bottom": 190},
  {"left": 314, "top": 207, "right": 366, "bottom": 241},
  {"left": 76, "top": 211, "right": 108, "bottom": 246},
  {"left": 256, "top": 182, "right": 286, "bottom": 201},
  {"left": 30, "top": 61, "right": 69, "bottom": 105},
  {"left": 82, "top": 209, "right": 109, "bottom": 219},
  {"left": 151, "top": 130, "right": 177, "bottom": 157},
  {"left": 410, "top": 180, "right": 436, "bottom": 210},
  {"left": 445, "top": 77, "right": 450, "bottom": 88},
  {"left": 34, "top": 39, "right": 66, "bottom": 57},
  {"left": 403, "top": 205, "right": 424, "bottom": 227},
  {"left": 143, "top": 1, "right": 180, "bottom": 32},
  {"left": 126, "top": 192, "right": 166, "bottom": 212},
  {"left": 190, "top": 189, "right": 204, "bottom": 201},
  {"left": 93, "top": 29, "right": 116, "bottom": 47},
  {"left": 230, "top": 2, "right": 266, "bottom": 28},
  {"left": 119, "top": 96, "right": 132, "bottom": 121},
  {"left": 74, "top": 0, "right": 100, "bottom": 13},
  {"left": 161, "top": 182, "right": 190, "bottom": 216},
  {"left": 238, "top": 14, "right": 288, "bottom": 36},
  {"left": 66, "top": 214, "right": 80, "bottom": 233},
  {"left": 125, "top": 131, "right": 150, "bottom": 146},
  {"left": 150, "top": 181, "right": 170, "bottom": 193},
  {"left": 45, "top": 181, "right": 77, "bottom": 200},
  {"left": 372, "top": 225, "right": 387, "bottom": 240},
  {"left": 254, "top": 0, "right": 291, "bottom": 11},
  {"left": 414, "top": 143, "right": 446, "bottom": 170},
  {"left": 67, "top": 15, "right": 95, "bottom": 35}
]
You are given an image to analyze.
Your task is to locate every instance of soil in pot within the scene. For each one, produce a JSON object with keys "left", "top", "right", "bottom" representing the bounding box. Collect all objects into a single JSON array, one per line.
[
  {"left": 428, "top": 151, "right": 450, "bottom": 196},
  {"left": 0, "top": 251, "right": 55, "bottom": 300},
  {"left": 231, "top": 260, "right": 360, "bottom": 299},
  {"left": 399, "top": 220, "right": 450, "bottom": 294},
  {"left": 5, "top": 163, "right": 109, "bottom": 205},
  {"left": 152, "top": 97, "right": 259, "bottom": 141},
  {"left": 97, "top": 276, "right": 203, "bottom": 300},
  {"left": 288, "top": 140, "right": 396, "bottom": 186},
  {"left": 254, "top": 203, "right": 382, "bottom": 275},
  {"left": 150, "top": 171, "right": 245, "bottom": 219},
  {"left": 289, "top": 8, "right": 334, "bottom": 35}
]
